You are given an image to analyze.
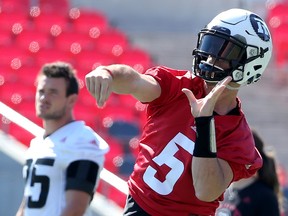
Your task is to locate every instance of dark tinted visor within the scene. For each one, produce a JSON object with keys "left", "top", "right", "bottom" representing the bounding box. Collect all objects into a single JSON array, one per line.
[{"left": 198, "top": 34, "right": 244, "bottom": 61}]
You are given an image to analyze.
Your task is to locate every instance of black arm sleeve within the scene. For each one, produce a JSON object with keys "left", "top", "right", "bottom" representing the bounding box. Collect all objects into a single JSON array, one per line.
[{"left": 65, "top": 160, "right": 100, "bottom": 197}]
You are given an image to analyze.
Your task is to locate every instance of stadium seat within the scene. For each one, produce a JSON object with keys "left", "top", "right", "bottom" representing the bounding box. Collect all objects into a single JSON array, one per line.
[
  {"left": 0, "top": 46, "right": 32, "bottom": 68},
  {"left": 0, "top": 73, "right": 36, "bottom": 112},
  {"left": 30, "top": 7, "right": 70, "bottom": 36},
  {"left": 34, "top": 48, "right": 73, "bottom": 66},
  {"left": 54, "top": 31, "right": 95, "bottom": 54},
  {"left": 118, "top": 152, "right": 135, "bottom": 178},
  {"left": 0, "top": 65, "right": 18, "bottom": 84},
  {"left": 0, "top": 29, "right": 13, "bottom": 47},
  {"left": 0, "top": 0, "right": 30, "bottom": 13},
  {"left": 116, "top": 48, "right": 154, "bottom": 73},
  {"left": 0, "top": 11, "right": 30, "bottom": 32},
  {"left": 100, "top": 135, "right": 125, "bottom": 172},
  {"left": 73, "top": 50, "right": 115, "bottom": 76},
  {"left": 69, "top": 8, "right": 109, "bottom": 35},
  {"left": 73, "top": 104, "right": 102, "bottom": 129},
  {"left": 107, "top": 120, "right": 140, "bottom": 141},
  {"left": 118, "top": 95, "right": 138, "bottom": 109},
  {"left": 76, "top": 86, "right": 99, "bottom": 107},
  {"left": 128, "top": 136, "right": 140, "bottom": 158},
  {"left": 38, "top": 0, "right": 70, "bottom": 13},
  {"left": 15, "top": 29, "right": 52, "bottom": 53},
  {"left": 94, "top": 29, "right": 129, "bottom": 57},
  {"left": 3, "top": 64, "right": 39, "bottom": 87},
  {"left": 266, "top": 1, "right": 288, "bottom": 27},
  {"left": 272, "top": 24, "right": 288, "bottom": 67},
  {"left": 11, "top": 65, "right": 41, "bottom": 85}
]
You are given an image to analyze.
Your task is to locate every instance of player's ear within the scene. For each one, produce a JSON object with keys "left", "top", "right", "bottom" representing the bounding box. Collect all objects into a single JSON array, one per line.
[{"left": 68, "top": 94, "right": 78, "bottom": 108}]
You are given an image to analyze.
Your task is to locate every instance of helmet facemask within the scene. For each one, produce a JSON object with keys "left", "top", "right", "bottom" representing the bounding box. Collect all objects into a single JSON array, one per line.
[{"left": 192, "top": 29, "right": 247, "bottom": 83}]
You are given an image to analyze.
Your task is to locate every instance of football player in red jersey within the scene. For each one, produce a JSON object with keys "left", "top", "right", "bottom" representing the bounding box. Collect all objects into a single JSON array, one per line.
[{"left": 86, "top": 8, "right": 272, "bottom": 216}]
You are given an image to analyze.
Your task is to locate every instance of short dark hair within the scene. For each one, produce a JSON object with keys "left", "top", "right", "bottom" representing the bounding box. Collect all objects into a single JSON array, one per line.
[{"left": 37, "top": 61, "right": 79, "bottom": 96}]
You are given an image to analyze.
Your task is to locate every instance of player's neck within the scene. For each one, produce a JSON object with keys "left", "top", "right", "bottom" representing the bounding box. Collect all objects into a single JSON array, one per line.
[
  {"left": 205, "top": 83, "right": 239, "bottom": 115},
  {"left": 214, "top": 94, "right": 238, "bottom": 115},
  {"left": 43, "top": 115, "right": 74, "bottom": 137}
]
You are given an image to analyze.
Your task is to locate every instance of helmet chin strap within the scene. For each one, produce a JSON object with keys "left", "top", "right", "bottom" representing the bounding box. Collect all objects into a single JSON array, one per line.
[{"left": 225, "top": 83, "right": 241, "bottom": 90}]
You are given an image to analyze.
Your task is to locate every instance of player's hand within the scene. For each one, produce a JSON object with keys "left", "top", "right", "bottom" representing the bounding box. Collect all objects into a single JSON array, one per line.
[
  {"left": 182, "top": 76, "right": 232, "bottom": 117},
  {"left": 85, "top": 67, "right": 113, "bottom": 107}
]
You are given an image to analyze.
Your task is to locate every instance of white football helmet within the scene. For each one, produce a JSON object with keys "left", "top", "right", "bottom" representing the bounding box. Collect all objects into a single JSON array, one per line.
[{"left": 192, "top": 8, "right": 272, "bottom": 85}]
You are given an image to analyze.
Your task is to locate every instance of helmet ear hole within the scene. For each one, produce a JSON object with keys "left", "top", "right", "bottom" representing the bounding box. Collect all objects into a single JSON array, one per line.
[
  {"left": 254, "top": 65, "right": 262, "bottom": 71},
  {"left": 247, "top": 76, "right": 254, "bottom": 84}
]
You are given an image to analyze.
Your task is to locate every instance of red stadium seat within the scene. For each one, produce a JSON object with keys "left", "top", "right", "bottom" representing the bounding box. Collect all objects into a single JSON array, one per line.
[
  {"left": 34, "top": 48, "right": 73, "bottom": 66},
  {"left": 11, "top": 65, "right": 41, "bottom": 84},
  {"left": 15, "top": 29, "right": 52, "bottom": 53},
  {"left": 272, "top": 23, "right": 288, "bottom": 67},
  {"left": 0, "top": 0, "right": 30, "bottom": 12},
  {"left": 38, "top": 0, "right": 70, "bottom": 13},
  {"left": 0, "top": 29, "right": 13, "bottom": 46},
  {"left": 100, "top": 135, "right": 124, "bottom": 173},
  {"left": 117, "top": 48, "right": 153, "bottom": 73},
  {"left": 0, "top": 46, "right": 32, "bottom": 68},
  {"left": 267, "top": 4, "right": 288, "bottom": 30},
  {"left": 0, "top": 65, "right": 18, "bottom": 84},
  {"left": 0, "top": 11, "right": 30, "bottom": 32},
  {"left": 94, "top": 29, "right": 129, "bottom": 57},
  {"left": 54, "top": 31, "right": 95, "bottom": 54},
  {"left": 69, "top": 8, "right": 109, "bottom": 35},
  {"left": 30, "top": 7, "right": 70, "bottom": 36},
  {"left": 2, "top": 65, "right": 39, "bottom": 90},
  {"left": 73, "top": 104, "right": 101, "bottom": 129},
  {"left": 73, "top": 50, "right": 115, "bottom": 76},
  {"left": 0, "top": 82, "right": 26, "bottom": 107}
]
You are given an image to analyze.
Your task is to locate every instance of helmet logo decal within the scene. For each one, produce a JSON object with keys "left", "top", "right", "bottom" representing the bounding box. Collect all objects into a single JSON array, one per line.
[{"left": 250, "top": 14, "right": 270, "bottom": 42}]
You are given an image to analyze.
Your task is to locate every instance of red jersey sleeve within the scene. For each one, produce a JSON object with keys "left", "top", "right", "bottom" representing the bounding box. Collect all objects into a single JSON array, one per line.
[{"left": 215, "top": 106, "right": 263, "bottom": 181}]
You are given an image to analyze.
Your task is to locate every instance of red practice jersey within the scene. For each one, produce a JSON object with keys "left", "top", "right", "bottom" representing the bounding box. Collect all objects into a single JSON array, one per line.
[{"left": 127, "top": 66, "right": 262, "bottom": 216}]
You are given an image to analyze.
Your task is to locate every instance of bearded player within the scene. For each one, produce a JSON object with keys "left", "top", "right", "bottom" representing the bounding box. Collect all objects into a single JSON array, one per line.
[{"left": 16, "top": 62, "right": 109, "bottom": 216}]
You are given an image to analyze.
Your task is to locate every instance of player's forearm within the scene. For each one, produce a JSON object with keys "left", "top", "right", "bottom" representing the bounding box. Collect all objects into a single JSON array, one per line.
[
  {"left": 192, "top": 157, "right": 233, "bottom": 202},
  {"left": 101, "top": 64, "right": 160, "bottom": 102},
  {"left": 101, "top": 64, "right": 141, "bottom": 94}
]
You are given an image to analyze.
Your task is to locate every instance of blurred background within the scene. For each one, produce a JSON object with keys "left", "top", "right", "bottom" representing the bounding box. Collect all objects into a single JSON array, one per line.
[{"left": 0, "top": 0, "right": 288, "bottom": 215}]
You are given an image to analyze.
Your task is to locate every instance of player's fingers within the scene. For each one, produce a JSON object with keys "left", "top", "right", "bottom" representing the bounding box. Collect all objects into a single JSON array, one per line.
[
  {"left": 217, "top": 76, "right": 232, "bottom": 89},
  {"left": 93, "top": 78, "right": 102, "bottom": 106},
  {"left": 97, "top": 81, "right": 111, "bottom": 108},
  {"left": 209, "top": 76, "right": 232, "bottom": 98},
  {"left": 85, "top": 72, "right": 97, "bottom": 95},
  {"left": 182, "top": 88, "right": 197, "bottom": 105},
  {"left": 85, "top": 75, "right": 92, "bottom": 93}
]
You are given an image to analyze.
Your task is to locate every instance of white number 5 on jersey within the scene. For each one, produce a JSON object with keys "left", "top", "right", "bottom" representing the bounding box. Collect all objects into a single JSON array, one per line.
[{"left": 143, "top": 133, "right": 195, "bottom": 195}]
